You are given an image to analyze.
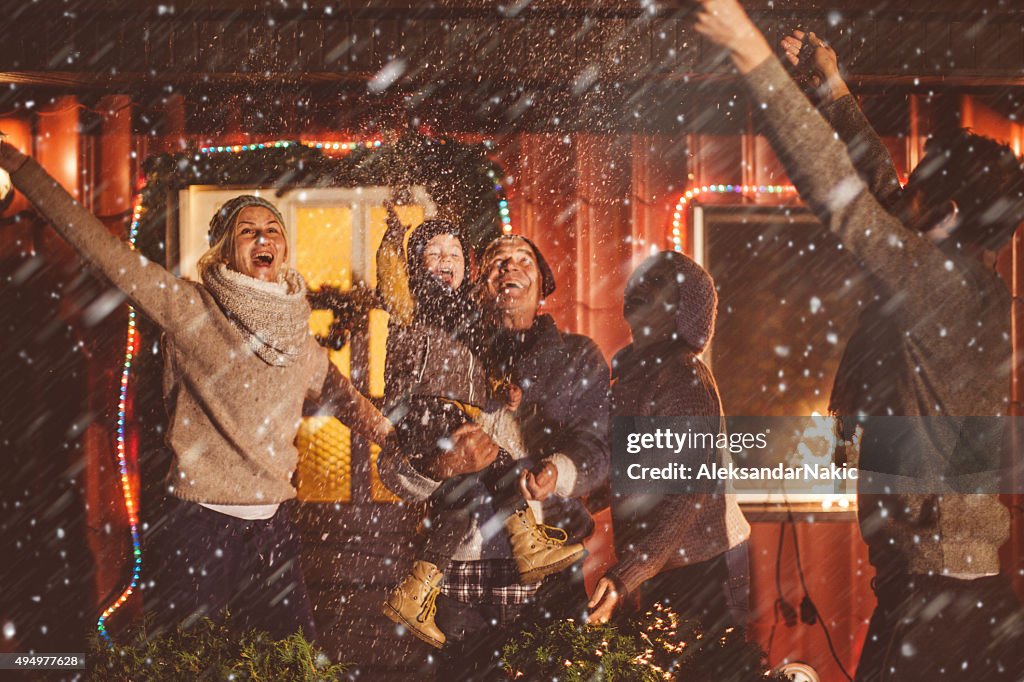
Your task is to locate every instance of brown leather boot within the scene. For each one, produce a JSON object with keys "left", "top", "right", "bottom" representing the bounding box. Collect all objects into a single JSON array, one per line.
[
  {"left": 505, "top": 506, "right": 587, "bottom": 584},
  {"left": 382, "top": 560, "right": 446, "bottom": 648}
]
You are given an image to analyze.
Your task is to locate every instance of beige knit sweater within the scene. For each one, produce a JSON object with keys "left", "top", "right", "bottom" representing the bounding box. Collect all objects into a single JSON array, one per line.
[{"left": 12, "top": 158, "right": 383, "bottom": 505}]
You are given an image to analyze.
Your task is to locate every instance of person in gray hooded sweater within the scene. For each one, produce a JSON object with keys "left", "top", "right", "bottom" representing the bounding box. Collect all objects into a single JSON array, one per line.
[
  {"left": 588, "top": 251, "right": 750, "bottom": 631},
  {"left": 696, "top": 3, "right": 1024, "bottom": 679}
]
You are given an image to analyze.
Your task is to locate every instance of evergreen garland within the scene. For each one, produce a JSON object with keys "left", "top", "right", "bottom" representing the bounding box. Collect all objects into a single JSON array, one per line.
[
  {"left": 134, "top": 134, "right": 507, "bottom": 267},
  {"left": 501, "top": 603, "right": 788, "bottom": 681},
  {"left": 88, "top": 617, "right": 348, "bottom": 681}
]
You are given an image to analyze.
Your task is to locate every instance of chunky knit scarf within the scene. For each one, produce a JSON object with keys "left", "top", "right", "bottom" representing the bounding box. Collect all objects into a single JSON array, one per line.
[{"left": 200, "top": 263, "right": 311, "bottom": 366}]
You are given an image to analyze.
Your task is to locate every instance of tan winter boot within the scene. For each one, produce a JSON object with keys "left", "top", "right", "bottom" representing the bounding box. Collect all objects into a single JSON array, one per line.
[
  {"left": 382, "top": 560, "right": 446, "bottom": 648},
  {"left": 506, "top": 506, "right": 587, "bottom": 584}
]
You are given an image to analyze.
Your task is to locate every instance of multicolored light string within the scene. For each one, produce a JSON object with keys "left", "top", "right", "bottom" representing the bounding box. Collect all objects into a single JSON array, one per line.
[
  {"left": 198, "top": 139, "right": 383, "bottom": 154},
  {"left": 487, "top": 168, "right": 513, "bottom": 233},
  {"left": 198, "top": 138, "right": 514, "bottom": 233},
  {"left": 671, "top": 183, "right": 798, "bottom": 252},
  {"left": 96, "top": 196, "right": 144, "bottom": 642},
  {"left": 97, "top": 139, "right": 512, "bottom": 639}
]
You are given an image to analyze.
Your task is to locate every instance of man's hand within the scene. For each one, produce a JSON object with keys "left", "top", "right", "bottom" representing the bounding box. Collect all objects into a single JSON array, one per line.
[
  {"left": 780, "top": 29, "right": 850, "bottom": 106},
  {"left": 694, "top": 0, "right": 773, "bottom": 75},
  {"left": 426, "top": 423, "right": 499, "bottom": 479},
  {"left": 520, "top": 459, "right": 558, "bottom": 502},
  {"left": 0, "top": 139, "right": 28, "bottom": 173},
  {"left": 587, "top": 577, "right": 623, "bottom": 625}
]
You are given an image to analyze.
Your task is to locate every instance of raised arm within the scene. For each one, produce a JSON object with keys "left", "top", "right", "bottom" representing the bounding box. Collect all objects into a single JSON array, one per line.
[
  {"left": 780, "top": 29, "right": 901, "bottom": 209},
  {"left": 695, "top": 1, "right": 956, "bottom": 304},
  {"left": 1, "top": 141, "right": 184, "bottom": 331},
  {"left": 375, "top": 203, "right": 413, "bottom": 326}
]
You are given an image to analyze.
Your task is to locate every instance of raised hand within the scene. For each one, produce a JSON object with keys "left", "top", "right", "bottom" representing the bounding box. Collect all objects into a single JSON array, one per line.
[
  {"left": 383, "top": 200, "right": 405, "bottom": 237},
  {"left": 779, "top": 29, "right": 851, "bottom": 105},
  {"left": 694, "top": 0, "right": 773, "bottom": 75}
]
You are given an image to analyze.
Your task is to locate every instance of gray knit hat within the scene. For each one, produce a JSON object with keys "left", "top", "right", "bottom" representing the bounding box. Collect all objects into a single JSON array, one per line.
[
  {"left": 625, "top": 251, "right": 717, "bottom": 351},
  {"left": 208, "top": 195, "right": 287, "bottom": 247}
]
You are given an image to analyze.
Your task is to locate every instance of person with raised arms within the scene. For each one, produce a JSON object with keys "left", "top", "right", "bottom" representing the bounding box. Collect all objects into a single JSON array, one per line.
[{"left": 0, "top": 139, "right": 393, "bottom": 641}]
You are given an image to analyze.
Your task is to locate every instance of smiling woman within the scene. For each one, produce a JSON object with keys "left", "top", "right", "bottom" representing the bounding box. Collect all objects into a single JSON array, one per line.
[
  {"left": 232, "top": 206, "right": 288, "bottom": 280},
  {"left": 199, "top": 195, "right": 290, "bottom": 284},
  {"left": 0, "top": 140, "right": 395, "bottom": 643}
]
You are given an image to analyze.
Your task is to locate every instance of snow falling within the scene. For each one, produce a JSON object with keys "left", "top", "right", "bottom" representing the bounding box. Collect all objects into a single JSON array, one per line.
[{"left": 3, "top": 2, "right": 1024, "bottom": 681}]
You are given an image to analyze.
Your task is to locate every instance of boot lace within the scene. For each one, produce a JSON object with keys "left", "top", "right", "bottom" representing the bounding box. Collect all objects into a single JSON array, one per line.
[
  {"left": 528, "top": 516, "right": 569, "bottom": 546},
  {"left": 416, "top": 583, "right": 440, "bottom": 624},
  {"left": 539, "top": 524, "right": 568, "bottom": 545}
]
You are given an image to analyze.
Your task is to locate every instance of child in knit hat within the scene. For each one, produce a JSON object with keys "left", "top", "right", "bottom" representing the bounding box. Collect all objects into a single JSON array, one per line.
[{"left": 378, "top": 216, "right": 585, "bottom": 649}]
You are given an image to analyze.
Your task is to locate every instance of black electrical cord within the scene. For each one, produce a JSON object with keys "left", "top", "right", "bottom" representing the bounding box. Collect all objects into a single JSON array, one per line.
[
  {"left": 787, "top": 510, "right": 854, "bottom": 682},
  {"left": 768, "top": 522, "right": 797, "bottom": 660}
]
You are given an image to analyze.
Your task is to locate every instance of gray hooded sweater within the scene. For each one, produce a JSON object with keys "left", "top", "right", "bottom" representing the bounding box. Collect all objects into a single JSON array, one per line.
[
  {"left": 743, "top": 58, "right": 1011, "bottom": 578},
  {"left": 607, "top": 252, "right": 750, "bottom": 597}
]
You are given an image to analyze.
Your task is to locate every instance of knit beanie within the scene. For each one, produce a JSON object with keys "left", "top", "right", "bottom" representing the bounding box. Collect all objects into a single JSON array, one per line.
[
  {"left": 208, "top": 195, "right": 287, "bottom": 247},
  {"left": 480, "top": 234, "right": 556, "bottom": 298},
  {"left": 626, "top": 251, "right": 717, "bottom": 351}
]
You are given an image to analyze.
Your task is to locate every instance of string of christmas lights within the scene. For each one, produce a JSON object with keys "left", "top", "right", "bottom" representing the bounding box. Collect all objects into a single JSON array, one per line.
[
  {"left": 487, "top": 168, "right": 513, "bottom": 234},
  {"left": 96, "top": 140, "right": 513, "bottom": 640},
  {"left": 96, "top": 196, "right": 144, "bottom": 642},
  {"left": 671, "top": 183, "right": 798, "bottom": 252},
  {"left": 198, "top": 139, "right": 382, "bottom": 154},
  {"left": 197, "top": 138, "right": 513, "bottom": 233}
]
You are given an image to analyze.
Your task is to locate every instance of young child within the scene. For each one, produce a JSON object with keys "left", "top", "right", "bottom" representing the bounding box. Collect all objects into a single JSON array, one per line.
[
  {"left": 375, "top": 211, "right": 585, "bottom": 648},
  {"left": 383, "top": 387, "right": 586, "bottom": 648}
]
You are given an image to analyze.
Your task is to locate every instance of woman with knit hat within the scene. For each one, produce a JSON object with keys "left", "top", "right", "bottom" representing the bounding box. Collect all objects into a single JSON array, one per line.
[
  {"left": 588, "top": 251, "right": 751, "bottom": 633},
  {"left": 0, "top": 140, "right": 393, "bottom": 641}
]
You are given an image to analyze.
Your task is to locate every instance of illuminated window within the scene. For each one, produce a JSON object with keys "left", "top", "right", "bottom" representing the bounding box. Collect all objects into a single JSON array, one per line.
[{"left": 177, "top": 186, "right": 435, "bottom": 502}]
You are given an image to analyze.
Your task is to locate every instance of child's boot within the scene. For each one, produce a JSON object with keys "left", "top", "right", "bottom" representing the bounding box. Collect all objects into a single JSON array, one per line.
[
  {"left": 505, "top": 506, "right": 587, "bottom": 583},
  {"left": 383, "top": 560, "right": 446, "bottom": 648}
]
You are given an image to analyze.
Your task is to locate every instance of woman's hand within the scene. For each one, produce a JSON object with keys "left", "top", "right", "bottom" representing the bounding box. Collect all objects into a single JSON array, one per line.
[
  {"left": 0, "top": 138, "right": 28, "bottom": 173},
  {"left": 587, "top": 577, "right": 623, "bottom": 625},
  {"left": 694, "top": 0, "right": 773, "bottom": 75},
  {"left": 780, "top": 29, "right": 850, "bottom": 105},
  {"left": 520, "top": 459, "right": 558, "bottom": 502}
]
